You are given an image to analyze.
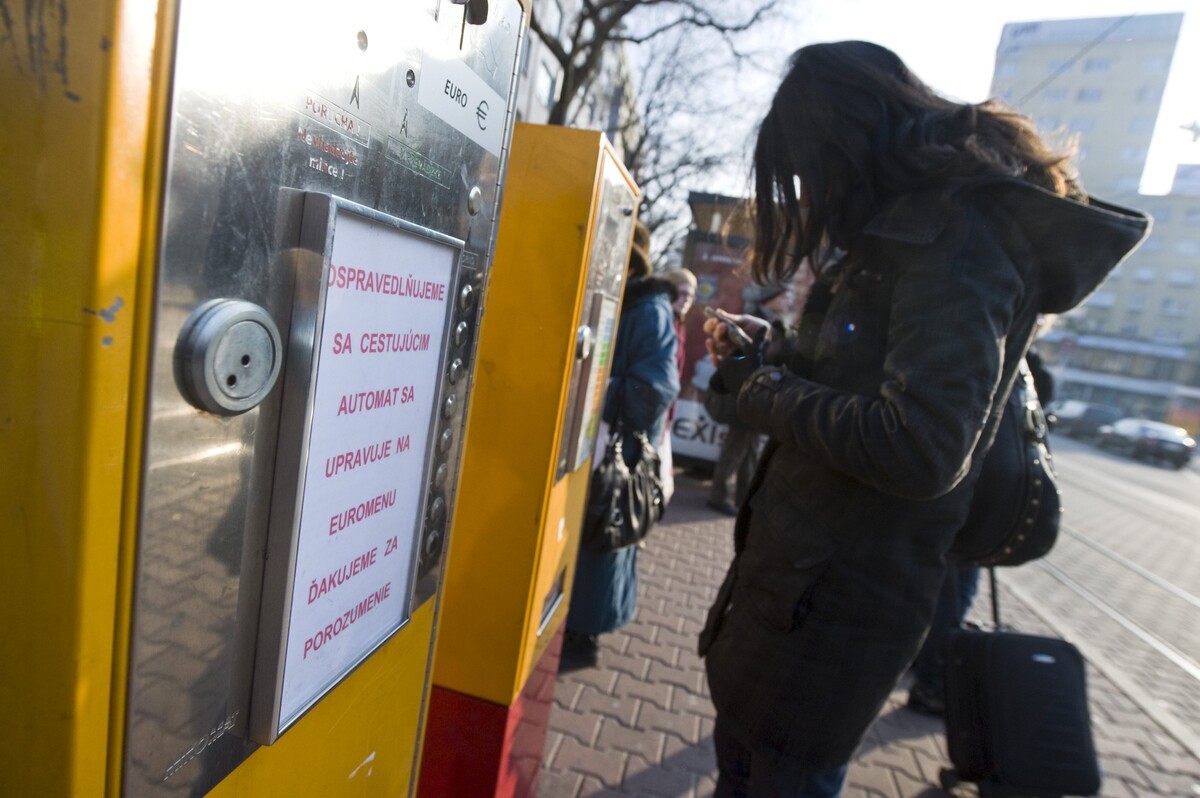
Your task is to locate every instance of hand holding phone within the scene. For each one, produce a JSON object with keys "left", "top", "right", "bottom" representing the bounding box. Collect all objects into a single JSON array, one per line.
[{"left": 704, "top": 306, "right": 757, "bottom": 352}]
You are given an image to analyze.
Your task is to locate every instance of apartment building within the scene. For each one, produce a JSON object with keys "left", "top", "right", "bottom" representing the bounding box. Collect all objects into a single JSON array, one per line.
[{"left": 989, "top": 12, "right": 1200, "bottom": 427}]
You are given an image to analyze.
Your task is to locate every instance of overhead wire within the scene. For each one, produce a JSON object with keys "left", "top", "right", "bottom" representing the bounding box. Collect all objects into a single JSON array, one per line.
[{"left": 1013, "top": 14, "right": 1135, "bottom": 106}]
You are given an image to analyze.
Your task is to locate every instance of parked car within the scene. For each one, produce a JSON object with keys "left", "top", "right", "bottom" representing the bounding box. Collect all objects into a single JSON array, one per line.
[
  {"left": 1046, "top": 400, "right": 1123, "bottom": 440},
  {"left": 1096, "top": 418, "right": 1197, "bottom": 469}
]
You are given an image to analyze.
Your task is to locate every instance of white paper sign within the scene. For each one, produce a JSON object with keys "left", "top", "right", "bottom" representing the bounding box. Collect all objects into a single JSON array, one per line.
[{"left": 278, "top": 211, "right": 455, "bottom": 724}]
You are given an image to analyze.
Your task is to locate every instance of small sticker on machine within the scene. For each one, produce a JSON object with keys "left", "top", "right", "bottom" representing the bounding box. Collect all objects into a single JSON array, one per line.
[{"left": 417, "top": 55, "right": 506, "bottom": 156}]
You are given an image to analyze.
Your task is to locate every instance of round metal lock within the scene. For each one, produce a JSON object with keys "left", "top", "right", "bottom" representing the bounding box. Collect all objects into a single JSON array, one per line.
[
  {"left": 442, "top": 393, "right": 458, "bottom": 420},
  {"left": 438, "top": 428, "right": 455, "bottom": 454},
  {"left": 433, "top": 462, "right": 450, "bottom": 488},
  {"left": 467, "top": 186, "right": 483, "bottom": 216},
  {"left": 459, "top": 284, "right": 475, "bottom": 311},
  {"left": 174, "top": 299, "right": 283, "bottom": 415},
  {"left": 453, "top": 321, "right": 470, "bottom": 347}
]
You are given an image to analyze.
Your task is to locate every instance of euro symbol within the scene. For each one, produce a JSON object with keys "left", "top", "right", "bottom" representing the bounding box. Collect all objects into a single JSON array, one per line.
[{"left": 476, "top": 100, "right": 489, "bottom": 131}]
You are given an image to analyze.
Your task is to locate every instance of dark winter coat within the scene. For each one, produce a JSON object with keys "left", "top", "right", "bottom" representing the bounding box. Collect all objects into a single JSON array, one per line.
[
  {"left": 603, "top": 276, "right": 682, "bottom": 448},
  {"left": 699, "top": 179, "right": 1149, "bottom": 771},
  {"left": 569, "top": 277, "right": 680, "bottom": 635}
]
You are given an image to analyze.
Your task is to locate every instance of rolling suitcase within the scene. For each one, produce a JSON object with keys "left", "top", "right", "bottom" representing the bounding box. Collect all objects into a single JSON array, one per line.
[{"left": 940, "top": 570, "right": 1101, "bottom": 797}]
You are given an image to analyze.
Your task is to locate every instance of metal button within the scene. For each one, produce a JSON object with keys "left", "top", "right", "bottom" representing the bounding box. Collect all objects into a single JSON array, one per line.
[
  {"left": 448, "top": 358, "right": 465, "bottom": 385},
  {"left": 439, "top": 428, "right": 454, "bottom": 453},
  {"left": 433, "top": 462, "right": 449, "bottom": 488},
  {"left": 442, "top": 393, "right": 457, "bottom": 419},
  {"left": 459, "top": 284, "right": 475, "bottom": 311},
  {"left": 454, "top": 321, "right": 470, "bottom": 347},
  {"left": 424, "top": 528, "right": 442, "bottom": 558}
]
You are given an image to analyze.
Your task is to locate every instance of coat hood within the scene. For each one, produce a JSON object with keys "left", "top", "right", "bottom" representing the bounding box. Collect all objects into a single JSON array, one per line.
[
  {"left": 864, "top": 179, "right": 1151, "bottom": 314},
  {"left": 622, "top": 275, "right": 675, "bottom": 312}
]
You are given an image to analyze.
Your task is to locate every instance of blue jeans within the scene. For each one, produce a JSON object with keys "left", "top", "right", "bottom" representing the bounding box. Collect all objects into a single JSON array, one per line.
[
  {"left": 714, "top": 717, "right": 849, "bottom": 797},
  {"left": 911, "top": 566, "right": 980, "bottom": 696}
]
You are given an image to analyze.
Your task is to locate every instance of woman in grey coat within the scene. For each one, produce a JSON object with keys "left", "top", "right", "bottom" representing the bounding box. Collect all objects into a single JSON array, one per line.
[{"left": 699, "top": 41, "right": 1148, "bottom": 796}]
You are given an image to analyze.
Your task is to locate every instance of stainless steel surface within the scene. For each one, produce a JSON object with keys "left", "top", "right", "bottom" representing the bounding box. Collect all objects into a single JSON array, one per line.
[
  {"left": 555, "top": 161, "right": 637, "bottom": 478},
  {"left": 125, "top": 0, "right": 524, "bottom": 793}
]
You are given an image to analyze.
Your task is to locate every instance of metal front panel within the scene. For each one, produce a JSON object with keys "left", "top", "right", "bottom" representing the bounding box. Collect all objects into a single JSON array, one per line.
[
  {"left": 556, "top": 155, "right": 638, "bottom": 478},
  {"left": 125, "top": 1, "right": 524, "bottom": 794}
]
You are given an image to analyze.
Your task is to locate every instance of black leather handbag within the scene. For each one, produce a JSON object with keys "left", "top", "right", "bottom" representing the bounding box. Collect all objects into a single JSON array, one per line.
[
  {"left": 949, "top": 363, "right": 1062, "bottom": 568},
  {"left": 581, "top": 423, "right": 665, "bottom": 553}
]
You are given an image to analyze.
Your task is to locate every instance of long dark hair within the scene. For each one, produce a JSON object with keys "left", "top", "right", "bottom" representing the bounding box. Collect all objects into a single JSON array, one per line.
[{"left": 751, "top": 40, "right": 1081, "bottom": 283}]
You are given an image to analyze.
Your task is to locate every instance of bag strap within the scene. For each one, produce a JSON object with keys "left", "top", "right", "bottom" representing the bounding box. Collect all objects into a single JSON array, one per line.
[{"left": 989, "top": 566, "right": 1001, "bottom": 629}]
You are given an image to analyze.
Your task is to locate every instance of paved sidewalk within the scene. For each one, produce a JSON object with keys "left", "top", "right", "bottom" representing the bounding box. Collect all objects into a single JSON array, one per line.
[{"left": 538, "top": 473, "right": 1200, "bottom": 797}]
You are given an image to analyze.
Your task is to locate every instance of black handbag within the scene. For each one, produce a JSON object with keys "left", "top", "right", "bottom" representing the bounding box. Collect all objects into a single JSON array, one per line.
[
  {"left": 581, "top": 423, "right": 665, "bottom": 553},
  {"left": 949, "top": 362, "right": 1062, "bottom": 568}
]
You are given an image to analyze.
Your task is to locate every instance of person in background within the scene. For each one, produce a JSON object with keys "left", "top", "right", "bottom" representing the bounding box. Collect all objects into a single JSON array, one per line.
[
  {"left": 656, "top": 268, "right": 698, "bottom": 508},
  {"left": 561, "top": 221, "right": 680, "bottom": 670},
  {"left": 663, "top": 268, "right": 698, "bottom": 391},
  {"left": 698, "top": 40, "right": 1147, "bottom": 795},
  {"left": 705, "top": 283, "right": 792, "bottom": 516}
]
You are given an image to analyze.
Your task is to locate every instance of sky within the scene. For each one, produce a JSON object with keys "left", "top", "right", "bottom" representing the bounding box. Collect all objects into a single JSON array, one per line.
[{"left": 778, "top": 1, "right": 1199, "bottom": 195}]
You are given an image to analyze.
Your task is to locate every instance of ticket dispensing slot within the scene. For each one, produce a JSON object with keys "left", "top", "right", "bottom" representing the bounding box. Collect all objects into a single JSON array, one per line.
[{"left": 249, "top": 192, "right": 463, "bottom": 743}]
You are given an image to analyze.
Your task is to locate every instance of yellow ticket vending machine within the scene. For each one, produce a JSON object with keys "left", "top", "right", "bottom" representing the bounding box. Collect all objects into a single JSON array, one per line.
[
  {"left": 1, "top": 1, "right": 525, "bottom": 795},
  {"left": 418, "top": 124, "right": 638, "bottom": 797}
]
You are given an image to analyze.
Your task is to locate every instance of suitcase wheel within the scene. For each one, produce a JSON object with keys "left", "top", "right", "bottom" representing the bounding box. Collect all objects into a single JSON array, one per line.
[{"left": 938, "top": 768, "right": 960, "bottom": 791}]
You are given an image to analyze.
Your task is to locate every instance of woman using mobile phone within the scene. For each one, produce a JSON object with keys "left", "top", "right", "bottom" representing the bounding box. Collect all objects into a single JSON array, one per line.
[{"left": 698, "top": 41, "right": 1148, "bottom": 796}]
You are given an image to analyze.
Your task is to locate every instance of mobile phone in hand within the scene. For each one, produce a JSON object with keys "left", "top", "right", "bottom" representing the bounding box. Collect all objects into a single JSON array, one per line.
[{"left": 704, "top": 306, "right": 755, "bottom": 351}]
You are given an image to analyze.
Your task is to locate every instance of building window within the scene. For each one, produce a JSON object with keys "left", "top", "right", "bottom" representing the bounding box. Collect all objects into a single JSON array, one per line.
[
  {"left": 1142, "top": 56, "right": 1170, "bottom": 74},
  {"left": 1119, "top": 323, "right": 1139, "bottom": 337},
  {"left": 1151, "top": 206, "right": 1172, "bottom": 222},
  {"left": 1140, "top": 237, "right": 1162, "bottom": 253},
  {"left": 1168, "top": 271, "right": 1196, "bottom": 288},
  {"left": 1076, "top": 88, "right": 1103, "bottom": 102},
  {"left": 995, "top": 61, "right": 1018, "bottom": 77},
  {"left": 536, "top": 61, "right": 558, "bottom": 108},
  {"left": 1137, "top": 86, "right": 1164, "bottom": 103},
  {"left": 1084, "top": 58, "right": 1112, "bottom": 73},
  {"left": 1127, "top": 293, "right": 1145, "bottom": 311},
  {"left": 1114, "top": 177, "right": 1140, "bottom": 193},
  {"left": 1107, "top": 265, "right": 1123, "bottom": 281},
  {"left": 1069, "top": 117, "right": 1095, "bottom": 132},
  {"left": 1036, "top": 116, "right": 1061, "bottom": 133},
  {"left": 1041, "top": 87, "right": 1066, "bottom": 102},
  {"left": 540, "top": 0, "right": 563, "bottom": 40},
  {"left": 1120, "top": 147, "right": 1149, "bottom": 163},
  {"left": 1176, "top": 240, "right": 1200, "bottom": 256},
  {"left": 1186, "top": 209, "right": 1200, "bottom": 225},
  {"left": 1135, "top": 267, "right": 1156, "bottom": 283},
  {"left": 1129, "top": 117, "right": 1155, "bottom": 133},
  {"left": 1047, "top": 59, "right": 1070, "bottom": 74},
  {"left": 1152, "top": 329, "right": 1182, "bottom": 343},
  {"left": 1087, "top": 291, "right": 1115, "bottom": 308}
]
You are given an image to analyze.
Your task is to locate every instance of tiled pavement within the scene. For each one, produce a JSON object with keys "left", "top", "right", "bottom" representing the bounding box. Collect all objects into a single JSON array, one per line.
[{"left": 538, "top": 473, "right": 1200, "bottom": 797}]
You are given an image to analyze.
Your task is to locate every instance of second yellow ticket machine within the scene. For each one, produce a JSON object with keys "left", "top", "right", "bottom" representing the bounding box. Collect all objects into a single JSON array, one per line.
[{"left": 420, "top": 124, "right": 638, "bottom": 797}]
